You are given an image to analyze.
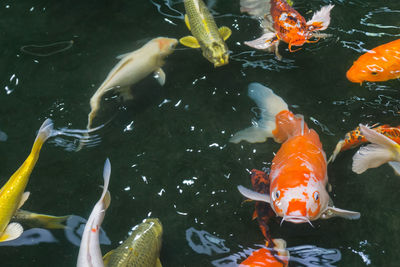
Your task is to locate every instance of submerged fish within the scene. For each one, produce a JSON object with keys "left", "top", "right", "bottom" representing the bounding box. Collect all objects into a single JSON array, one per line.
[
  {"left": 0, "top": 119, "right": 54, "bottom": 242},
  {"left": 103, "top": 218, "right": 163, "bottom": 267},
  {"left": 240, "top": 0, "right": 334, "bottom": 59},
  {"left": 352, "top": 124, "right": 400, "bottom": 175},
  {"left": 329, "top": 124, "right": 400, "bottom": 163},
  {"left": 77, "top": 159, "right": 111, "bottom": 267},
  {"left": 179, "top": 0, "right": 232, "bottom": 67},
  {"left": 346, "top": 39, "right": 400, "bottom": 84},
  {"left": 87, "top": 37, "right": 178, "bottom": 130},
  {"left": 231, "top": 83, "right": 360, "bottom": 225},
  {"left": 240, "top": 239, "right": 289, "bottom": 267},
  {"left": 11, "top": 209, "right": 69, "bottom": 230}
]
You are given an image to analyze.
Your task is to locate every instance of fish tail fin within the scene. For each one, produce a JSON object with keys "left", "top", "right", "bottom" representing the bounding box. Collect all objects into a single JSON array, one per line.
[
  {"left": 35, "top": 214, "right": 70, "bottom": 229},
  {"left": 230, "top": 83, "right": 288, "bottom": 144},
  {"left": 352, "top": 124, "right": 400, "bottom": 174},
  {"left": 32, "top": 119, "right": 54, "bottom": 153},
  {"left": 306, "top": 4, "right": 334, "bottom": 31}
]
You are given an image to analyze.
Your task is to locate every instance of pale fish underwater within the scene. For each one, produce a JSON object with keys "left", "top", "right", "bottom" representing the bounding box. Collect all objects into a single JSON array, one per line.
[
  {"left": 179, "top": 0, "right": 232, "bottom": 67},
  {"left": 103, "top": 218, "right": 163, "bottom": 267},
  {"left": 77, "top": 158, "right": 111, "bottom": 267},
  {"left": 0, "top": 119, "right": 54, "bottom": 242}
]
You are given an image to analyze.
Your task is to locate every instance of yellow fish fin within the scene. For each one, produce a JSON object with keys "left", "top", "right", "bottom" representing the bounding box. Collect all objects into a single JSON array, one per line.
[
  {"left": 218, "top": 26, "right": 232, "bottom": 41},
  {"left": 156, "top": 258, "right": 162, "bottom": 267},
  {"left": 30, "top": 212, "right": 70, "bottom": 229},
  {"left": 179, "top": 36, "right": 200, "bottom": 48},
  {"left": 184, "top": 14, "right": 191, "bottom": 31},
  {"left": 0, "top": 222, "right": 23, "bottom": 242},
  {"left": 103, "top": 249, "right": 115, "bottom": 265},
  {"left": 17, "top": 192, "right": 30, "bottom": 209},
  {"left": 104, "top": 191, "right": 111, "bottom": 210},
  {"left": 154, "top": 68, "right": 166, "bottom": 86},
  {"left": 287, "top": 0, "right": 294, "bottom": 6}
]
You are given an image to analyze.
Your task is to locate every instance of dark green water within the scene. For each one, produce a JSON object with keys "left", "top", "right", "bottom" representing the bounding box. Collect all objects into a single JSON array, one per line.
[{"left": 1, "top": 0, "right": 400, "bottom": 266}]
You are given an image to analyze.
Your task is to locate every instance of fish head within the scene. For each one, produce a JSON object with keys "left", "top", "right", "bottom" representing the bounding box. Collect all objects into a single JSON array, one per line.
[
  {"left": 346, "top": 50, "right": 393, "bottom": 84},
  {"left": 270, "top": 174, "right": 329, "bottom": 224},
  {"left": 203, "top": 42, "right": 229, "bottom": 67},
  {"left": 155, "top": 37, "right": 178, "bottom": 57}
]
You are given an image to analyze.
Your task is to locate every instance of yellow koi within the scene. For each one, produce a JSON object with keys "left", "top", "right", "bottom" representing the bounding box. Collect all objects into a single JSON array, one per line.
[
  {"left": 179, "top": 0, "right": 232, "bottom": 67},
  {"left": 12, "top": 209, "right": 69, "bottom": 230},
  {"left": 0, "top": 119, "right": 53, "bottom": 242}
]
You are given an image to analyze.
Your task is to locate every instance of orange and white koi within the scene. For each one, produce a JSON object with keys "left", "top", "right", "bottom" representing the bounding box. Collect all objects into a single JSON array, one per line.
[
  {"left": 329, "top": 124, "right": 400, "bottom": 162},
  {"left": 77, "top": 159, "right": 111, "bottom": 267},
  {"left": 351, "top": 124, "right": 400, "bottom": 175},
  {"left": 231, "top": 83, "right": 360, "bottom": 225},
  {"left": 346, "top": 39, "right": 400, "bottom": 84},
  {"left": 240, "top": 239, "right": 289, "bottom": 267},
  {"left": 240, "top": 0, "right": 334, "bottom": 58}
]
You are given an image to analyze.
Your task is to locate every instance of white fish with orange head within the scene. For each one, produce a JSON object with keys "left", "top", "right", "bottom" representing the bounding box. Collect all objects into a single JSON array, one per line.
[
  {"left": 232, "top": 83, "right": 360, "bottom": 225},
  {"left": 77, "top": 158, "right": 111, "bottom": 267}
]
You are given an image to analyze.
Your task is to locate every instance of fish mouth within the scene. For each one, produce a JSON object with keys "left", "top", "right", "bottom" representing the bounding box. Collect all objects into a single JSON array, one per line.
[{"left": 281, "top": 216, "right": 314, "bottom": 227}]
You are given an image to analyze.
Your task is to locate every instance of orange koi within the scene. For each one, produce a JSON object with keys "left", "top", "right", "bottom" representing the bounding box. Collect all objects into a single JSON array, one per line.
[
  {"left": 329, "top": 124, "right": 400, "bottom": 162},
  {"left": 240, "top": 239, "right": 289, "bottom": 267},
  {"left": 240, "top": 0, "right": 334, "bottom": 58},
  {"left": 231, "top": 83, "right": 360, "bottom": 225},
  {"left": 346, "top": 39, "right": 400, "bottom": 84}
]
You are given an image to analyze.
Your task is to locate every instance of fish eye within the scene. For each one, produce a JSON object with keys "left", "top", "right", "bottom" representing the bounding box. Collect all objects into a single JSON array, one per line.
[
  {"left": 313, "top": 191, "right": 319, "bottom": 201},
  {"left": 272, "top": 190, "right": 280, "bottom": 201},
  {"left": 371, "top": 71, "right": 378, "bottom": 76}
]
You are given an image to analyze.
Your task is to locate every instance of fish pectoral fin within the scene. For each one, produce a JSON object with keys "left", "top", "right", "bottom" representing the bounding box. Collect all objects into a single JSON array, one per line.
[
  {"left": 179, "top": 36, "right": 200, "bottom": 49},
  {"left": 156, "top": 258, "right": 162, "bottom": 267},
  {"left": 0, "top": 222, "right": 23, "bottom": 242},
  {"left": 237, "top": 185, "right": 271, "bottom": 203},
  {"left": 321, "top": 206, "right": 360, "bottom": 220},
  {"left": 17, "top": 192, "right": 30, "bottom": 209},
  {"left": 117, "top": 86, "right": 134, "bottom": 101},
  {"left": 244, "top": 32, "right": 277, "bottom": 50},
  {"left": 115, "top": 52, "right": 131, "bottom": 60},
  {"left": 388, "top": 161, "right": 400, "bottom": 175},
  {"left": 102, "top": 249, "right": 115, "bottom": 265},
  {"left": 218, "top": 26, "right": 232, "bottom": 41},
  {"left": 153, "top": 68, "right": 166, "bottom": 86},
  {"left": 184, "top": 14, "right": 191, "bottom": 31}
]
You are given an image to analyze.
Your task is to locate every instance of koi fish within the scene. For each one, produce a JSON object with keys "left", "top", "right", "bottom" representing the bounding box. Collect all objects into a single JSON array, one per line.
[
  {"left": 346, "top": 39, "right": 400, "bottom": 84},
  {"left": 231, "top": 83, "right": 360, "bottom": 225},
  {"left": 0, "top": 119, "right": 54, "bottom": 242},
  {"left": 240, "top": 0, "right": 334, "bottom": 59},
  {"left": 179, "top": 0, "right": 232, "bottom": 67},
  {"left": 103, "top": 218, "right": 163, "bottom": 267},
  {"left": 240, "top": 239, "right": 289, "bottom": 267},
  {"left": 352, "top": 124, "right": 400, "bottom": 175},
  {"left": 87, "top": 37, "right": 178, "bottom": 130},
  {"left": 77, "top": 158, "right": 111, "bottom": 267},
  {"left": 329, "top": 124, "right": 400, "bottom": 163},
  {"left": 12, "top": 209, "right": 69, "bottom": 230}
]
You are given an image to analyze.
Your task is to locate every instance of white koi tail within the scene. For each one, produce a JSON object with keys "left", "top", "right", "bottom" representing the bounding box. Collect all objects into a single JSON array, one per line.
[
  {"left": 352, "top": 124, "right": 400, "bottom": 174},
  {"left": 230, "top": 83, "right": 288, "bottom": 144},
  {"left": 307, "top": 5, "right": 334, "bottom": 31},
  {"left": 32, "top": 119, "right": 54, "bottom": 153}
]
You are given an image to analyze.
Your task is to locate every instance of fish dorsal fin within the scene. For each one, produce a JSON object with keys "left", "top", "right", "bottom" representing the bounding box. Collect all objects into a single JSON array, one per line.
[
  {"left": 153, "top": 68, "right": 166, "bottom": 86},
  {"left": 320, "top": 206, "right": 360, "bottom": 220},
  {"left": 184, "top": 14, "right": 191, "bottom": 31},
  {"left": 0, "top": 222, "right": 23, "bottom": 242},
  {"left": 102, "top": 249, "right": 115, "bottom": 265},
  {"left": 179, "top": 36, "right": 200, "bottom": 48},
  {"left": 18, "top": 192, "right": 30, "bottom": 209},
  {"left": 218, "top": 26, "right": 232, "bottom": 41}
]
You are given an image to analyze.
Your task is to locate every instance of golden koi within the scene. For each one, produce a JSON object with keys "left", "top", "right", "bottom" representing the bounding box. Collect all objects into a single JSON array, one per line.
[
  {"left": 0, "top": 119, "right": 54, "bottom": 242},
  {"left": 103, "top": 218, "right": 163, "bottom": 267},
  {"left": 179, "top": 0, "right": 232, "bottom": 67}
]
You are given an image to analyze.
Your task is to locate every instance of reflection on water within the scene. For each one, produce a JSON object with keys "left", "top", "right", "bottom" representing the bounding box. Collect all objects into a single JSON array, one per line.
[
  {"left": 186, "top": 227, "right": 230, "bottom": 256},
  {"left": 212, "top": 244, "right": 341, "bottom": 267},
  {"left": 64, "top": 215, "right": 111, "bottom": 247},
  {"left": 230, "top": 51, "right": 297, "bottom": 71},
  {"left": 0, "top": 228, "right": 57, "bottom": 247},
  {"left": 20, "top": 40, "right": 74, "bottom": 57},
  {"left": 0, "top": 129, "right": 7, "bottom": 141}
]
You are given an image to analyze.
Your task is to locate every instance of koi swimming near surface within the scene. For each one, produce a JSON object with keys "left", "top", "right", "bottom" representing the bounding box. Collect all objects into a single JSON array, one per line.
[
  {"left": 231, "top": 83, "right": 360, "bottom": 225},
  {"left": 240, "top": 0, "right": 334, "bottom": 59}
]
